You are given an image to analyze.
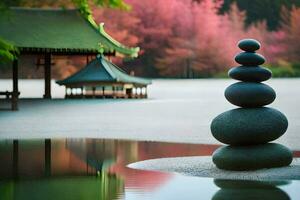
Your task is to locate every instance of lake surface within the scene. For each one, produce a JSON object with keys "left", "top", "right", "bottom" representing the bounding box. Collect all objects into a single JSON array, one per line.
[
  {"left": 0, "top": 138, "right": 299, "bottom": 200},
  {"left": 0, "top": 79, "right": 300, "bottom": 150},
  {"left": 1, "top": 79, "right": 300, "bottom": 199}
]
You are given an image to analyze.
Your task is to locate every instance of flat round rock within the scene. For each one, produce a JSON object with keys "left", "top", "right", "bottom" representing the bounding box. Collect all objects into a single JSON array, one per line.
[
  {"left": 128, "top": 156, "right": 300, "bottom": 180},
  {"left": 238, "top": 39, "right": 261, "bottom": 52},
  {"left": 210, "top": 107, "right": 288, "bottom": 145},
  {"left": 235, "top": 52, "right": 265, "bottom": 66},
  {"left": 224, "top": 82, "right": 276, "bottom": 107},
  {"left": 212, "top": 143, "right": 293, "bottom": 171},
  {"left": 228, "top": 66, "right": 272, "bottom": 82}
]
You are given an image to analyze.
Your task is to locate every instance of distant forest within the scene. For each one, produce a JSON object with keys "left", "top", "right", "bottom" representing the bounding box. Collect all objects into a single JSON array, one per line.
[
  {"left": 221, "top": 0, "right": 300, "bottom": 30},
  {"left": 1, "top": 0, "right": 300, "bottom": 78}
]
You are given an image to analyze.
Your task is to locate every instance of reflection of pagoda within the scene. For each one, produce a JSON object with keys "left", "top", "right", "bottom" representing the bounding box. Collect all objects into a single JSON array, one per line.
[
  {"left": 0, "top": 139, "right": 223, "bottom": 198},
  {"left": 0, "top": 139, "right": 177, "bottom": 196},
  {"left": 0, "top": 139, "right": 124, "bottom": 200}
]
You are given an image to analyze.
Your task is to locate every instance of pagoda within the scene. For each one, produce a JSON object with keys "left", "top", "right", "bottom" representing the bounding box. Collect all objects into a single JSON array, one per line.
[{"left": 57, "top": 55, "right": 151, "bottom": 99}]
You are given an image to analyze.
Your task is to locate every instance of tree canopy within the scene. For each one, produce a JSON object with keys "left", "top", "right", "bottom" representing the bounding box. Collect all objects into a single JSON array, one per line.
[{"left": 220, "top": 0, "right": 300, "bottom": 30}]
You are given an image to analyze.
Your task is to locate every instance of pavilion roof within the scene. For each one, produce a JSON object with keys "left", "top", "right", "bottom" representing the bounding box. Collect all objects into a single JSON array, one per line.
[
  {"left": 0, "top": 7, "right": 139, "bottom": 57},
  {"left": 56, "top": 55, "right": 151, "bottom": 86}
]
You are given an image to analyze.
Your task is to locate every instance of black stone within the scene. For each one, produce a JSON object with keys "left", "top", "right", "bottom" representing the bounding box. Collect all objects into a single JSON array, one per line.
[
  {"left": 212, "top": 143, "right": 293, "bottom": 171},
  {"left": 225, "top": 82, "right": 276, "bottom": 107},
  {"left": 212, "top": 188, "right": 290, "bottom": 200},
  {"left": 213, "top": 180, "right": 291, "bottom": 200},
  {"left": 235, "top": 52, "right": 265, "bottom": 66},
  {"left": 238, "top": 39, "right": 261, "bottom": 52},
  {"left": 229, "top": 66, "right": 272, "bottom": 82},
  {"left": 211, "top": 107, "right": 288, "bottom": 145},
  {"left": 214, "top": 179, "right": 290, "bottom": 189}
]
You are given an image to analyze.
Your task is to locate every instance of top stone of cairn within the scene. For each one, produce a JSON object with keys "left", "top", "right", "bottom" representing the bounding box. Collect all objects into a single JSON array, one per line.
[{"left": 238, "top": 39, "right": 261, "bottom": 52}]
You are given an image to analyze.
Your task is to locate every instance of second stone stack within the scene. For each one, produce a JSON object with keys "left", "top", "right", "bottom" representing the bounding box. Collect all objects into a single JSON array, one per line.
[{"left": 211, "top": 39, "right": 293, "bottom": 171}]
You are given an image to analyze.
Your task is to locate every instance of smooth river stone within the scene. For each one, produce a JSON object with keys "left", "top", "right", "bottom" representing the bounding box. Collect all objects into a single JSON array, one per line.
[
  {"left": 238, "top": 39, "right": 261, "bottom": 52},
  {"left": 214, "top": 179, "right": 290, "bottom": 189},
  {"left": 235, "top": 52, "right": 265, "bottom": 66},
  {"left": 212, "top": 143, "right": 293, "bottom": 171},
  {"left": 225, "top": 82, "right": 276, "bottom": 107},
  {"left": 211, "top": 107, "right": 288, "bottom": 145},
  {"left": 228, "top": 66, "right": 272, "bottom": 82},
  {"left": 212, "top": 187, "right": 290, "bottom": 200}
]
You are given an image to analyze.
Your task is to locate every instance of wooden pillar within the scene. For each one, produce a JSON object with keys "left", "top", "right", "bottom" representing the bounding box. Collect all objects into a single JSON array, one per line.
[
  {"left": 81, "top": 87, "right": 84, "bottom": 98},
  {"left": 129, "top": 88, "right": 132, "bottom": 99},
  {"left": 145, "top": 87, "right": 148, "bottom": 98},
  {"left": 12, "top": 59, "right": 19, "bottom": 111},
  {"left": 92, "top": 87, "right": 96, "bottom": 98},
  {"left": 140, "top": 87, "right": 143, "bottom": 98},
  {"left": 102, "top": 86, "right": 105, "bottom": 98},
  {"left": 45, "top": 139, "right": 51, "bottom": 176},
  {"left": 86, "top": 55, "right": 89, "bottom": 64},
  {"left": 112, "top": 86, "right": 116, "bottom": 99},
  {"left": 70, "top": 88, "right": 73, "bottom": 98},
  {"left": 43, "top": 53, "right": 51, "bottom": 99}
]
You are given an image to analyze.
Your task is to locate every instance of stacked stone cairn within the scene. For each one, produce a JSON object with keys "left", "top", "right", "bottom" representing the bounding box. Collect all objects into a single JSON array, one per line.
[{"left": 211, "top": 39, "right": 293, "bottom": 171}]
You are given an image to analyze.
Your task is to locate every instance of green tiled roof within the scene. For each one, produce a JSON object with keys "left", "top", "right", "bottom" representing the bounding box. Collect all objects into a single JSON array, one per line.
[
  {"left": 0, "top": 7, "right": 139, "bottom": 57},
  {"left": 56, "top": 55, "right": 151, "bottom": 86}
]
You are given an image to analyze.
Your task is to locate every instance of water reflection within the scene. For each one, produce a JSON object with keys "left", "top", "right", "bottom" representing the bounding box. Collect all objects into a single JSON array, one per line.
[
  {"left": 0, "top": 138, "right": 219, "bottom": 200},
  {"left": 213, "top": 179, "right": 291, "bottom": 200},
  {"left": 0, "top": 139, "right": 218, "bottom": 179},
  {"left": 0, "top": 139, "right": 126, "bottom": 200},
  {"left": 0, "top": 138, "right": 298, "bottom": 200}
]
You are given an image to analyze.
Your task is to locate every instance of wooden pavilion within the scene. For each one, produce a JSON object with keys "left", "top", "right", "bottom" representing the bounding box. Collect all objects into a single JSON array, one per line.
[
  {"left": 0, "top": 7, "right": 140, "bottom": 110},
  {"left": 57, "top": 55, "right": 151, "bottom": 99}
]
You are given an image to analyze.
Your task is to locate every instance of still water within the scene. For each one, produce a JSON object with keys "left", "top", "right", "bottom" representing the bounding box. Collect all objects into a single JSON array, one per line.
[{"left": 0, "top": 138, "right": 299, "bottom": 200}]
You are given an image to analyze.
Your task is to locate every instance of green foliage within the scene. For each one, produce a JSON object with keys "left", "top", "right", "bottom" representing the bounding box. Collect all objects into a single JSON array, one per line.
[
  {"left": 268, "top": 63, "right": 300, "bottom": 77},
  {"left": 0, "top": 0, "right": 129, "bottom": 12},
  {"left": 0, "top": 38, "right": 18, "bottom": 63},
  {"left": 213, "top": 71, "right": 229, "bottom": 78},
  {"left": 94, "top": 0, "right": 130, "bottom": 10},
  {"left": 69, "top": 0, "right": 131, "bottom": 39},
  {"left": 72, "top": 0, "right": 92, "bottom": 18},
  {"left": 292, "top": 62, "right": 300, "bottom": 70},
  {"left": 0, "top": 0, "right": 21, "bottom": 8},
  {"left": 270, "top": 66, "right": 295, "bottom": 77}
]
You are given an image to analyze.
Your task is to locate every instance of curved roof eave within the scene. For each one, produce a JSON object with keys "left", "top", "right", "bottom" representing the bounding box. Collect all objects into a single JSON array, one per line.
[{"left": 87, "top": 15, "right": 140, "bottom": 58}]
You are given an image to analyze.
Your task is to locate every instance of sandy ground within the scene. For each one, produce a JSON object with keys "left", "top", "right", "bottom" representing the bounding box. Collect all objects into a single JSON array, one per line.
[{"left": 0, "top": 79, "right": 299, "bottom": 150}]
